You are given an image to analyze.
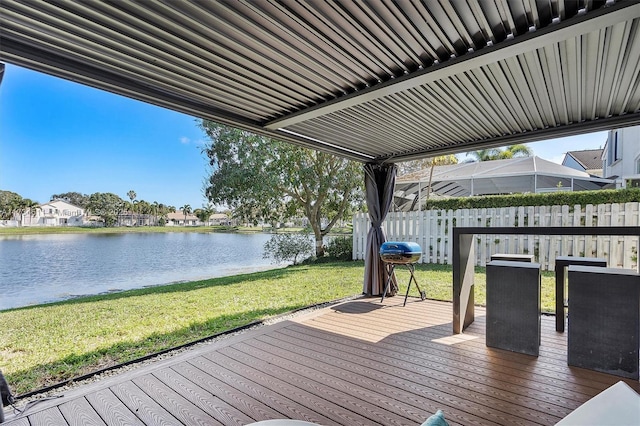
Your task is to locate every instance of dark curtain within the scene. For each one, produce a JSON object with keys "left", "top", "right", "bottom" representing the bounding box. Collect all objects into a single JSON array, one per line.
[{"left": 363, "top": 162, "right": 398, "bottom": 296}]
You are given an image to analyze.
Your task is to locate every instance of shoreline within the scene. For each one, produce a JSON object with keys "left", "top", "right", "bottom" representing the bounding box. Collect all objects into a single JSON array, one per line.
[
  {"left": 0, "top": 225, "right": 352, "bottom": 236},
  {"left": 0, "top": 263, "right": 288, "bottom": 312},
  {"left": 0, "top": 225, "right": 262, "bottom": 235}
]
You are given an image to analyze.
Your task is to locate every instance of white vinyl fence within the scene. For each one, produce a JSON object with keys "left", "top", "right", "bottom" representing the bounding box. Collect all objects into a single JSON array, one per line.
[{"left": 353, "top": 203, "right": 640, "bottom": 271}]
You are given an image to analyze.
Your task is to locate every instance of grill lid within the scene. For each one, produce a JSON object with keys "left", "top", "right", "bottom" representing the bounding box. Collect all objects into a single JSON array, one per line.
[{"left": 380, "top": 242, "right": 422, "bottom": 264}]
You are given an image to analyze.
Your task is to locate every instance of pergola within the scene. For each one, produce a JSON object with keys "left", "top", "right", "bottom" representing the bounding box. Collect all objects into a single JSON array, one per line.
[{"left": 2, "top": 0, "right": 640, "bottom": 294}]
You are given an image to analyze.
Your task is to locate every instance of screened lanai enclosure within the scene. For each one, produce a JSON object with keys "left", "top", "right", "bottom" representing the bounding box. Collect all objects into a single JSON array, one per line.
[{"left": 394, "top": 156, "right": 614, "bottom": 211}]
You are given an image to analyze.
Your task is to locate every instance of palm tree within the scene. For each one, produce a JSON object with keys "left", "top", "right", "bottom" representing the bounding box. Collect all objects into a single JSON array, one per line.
[
  {"left": 194, "top": 206, "right": 213, "bottom": 225},
  {"left": 466, "top": 144, "right": 532, "bottom": 161},
  {"left": 181, "top": 204, "right": 192, "bottom": 226},
  {"left": 19, "top": 199, "right": 38, "bottom": 226},
  {"left": 127, "top": 191, "right": 137, "bottom": 225},
  {"left": 465, "top": 148, "right": 502, "bottom": 161},
  {"left": 152, "top": 201, "right": 159, "bottom": 226},
  {"left": 136, "top": 200, "right": 151, "bottom": 225},
  {"left": 498, "top": 144, "right": 533, "bottom": 159}
]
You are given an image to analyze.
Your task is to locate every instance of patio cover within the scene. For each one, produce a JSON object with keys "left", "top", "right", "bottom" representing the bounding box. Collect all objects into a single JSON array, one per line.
[
  {"left": 1, "top": 1, "right": 640, "bottom": 163},
  {"left": 394, "top": 156, "right": 614, "bottom": 211}
]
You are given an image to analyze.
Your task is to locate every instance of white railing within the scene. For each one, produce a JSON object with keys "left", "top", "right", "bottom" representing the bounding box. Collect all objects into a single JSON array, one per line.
[{"left": 353, "top": 203, "right": 640, "bottom": 271}]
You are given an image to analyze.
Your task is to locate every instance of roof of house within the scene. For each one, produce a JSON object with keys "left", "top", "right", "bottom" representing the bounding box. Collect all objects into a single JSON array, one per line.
[
  {"left": 209, "top": 213, "right": 229, "bottom": 220},
  {"left": 564, "top": 149, "right": 604, "bottom": 171},
  {"left": 40, "top": 199, "right": 84, "bottom": 210},
  {"left": 167, "top": 211, "right": 198, "bottom": 221}
]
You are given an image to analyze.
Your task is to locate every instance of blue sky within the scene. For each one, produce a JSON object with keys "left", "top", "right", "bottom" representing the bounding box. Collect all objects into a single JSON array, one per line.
[
  {"left": 1, "top": 63, "right": 608, "bottom": 206},
  {"left": 1, "top": 64, "right": 207, "bottom": 207}
]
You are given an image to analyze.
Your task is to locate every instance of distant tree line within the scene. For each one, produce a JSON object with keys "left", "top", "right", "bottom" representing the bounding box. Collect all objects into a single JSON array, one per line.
[{"left": 0, "top": 190, "right": 216, "bottom": 228}]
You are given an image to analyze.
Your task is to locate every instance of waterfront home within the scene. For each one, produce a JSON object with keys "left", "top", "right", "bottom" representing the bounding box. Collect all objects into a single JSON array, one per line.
[
  {"left": 17, "top": 199, "right": 85, "bottom": 227},
  {"left": 166, "top": 210, "right": 199, "bottom": 227},
  {"left": 208, "top": 213, "right": 231, "bottom": 226}
]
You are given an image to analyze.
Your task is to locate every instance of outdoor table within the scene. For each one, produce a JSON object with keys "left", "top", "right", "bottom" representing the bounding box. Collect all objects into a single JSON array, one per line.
[
  {"left": 452, "top": 226, "right": 640, "bottom": 334},
  {"left": 554, "top": 255, "right": 607, "bottom": 332}
]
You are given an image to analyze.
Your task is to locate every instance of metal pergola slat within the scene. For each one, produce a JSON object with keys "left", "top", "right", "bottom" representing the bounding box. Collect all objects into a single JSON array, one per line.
[{"left": 1, "top": 0, "right": 640, "bottom": 163}]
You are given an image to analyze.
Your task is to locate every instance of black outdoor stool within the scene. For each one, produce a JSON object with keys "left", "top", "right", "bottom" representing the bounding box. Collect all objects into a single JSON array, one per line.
[
  {"left": 555, "top": 256, "right": 607, "bottom": 332},
  {"left": 380, "top": 242, "right": 426, "bottom": 306},
  {"left": 567, "top": 265, "right": 640, "bottom": 379},
  {"left": 486, "top": 260, "right": 541, "bottom": 356}
]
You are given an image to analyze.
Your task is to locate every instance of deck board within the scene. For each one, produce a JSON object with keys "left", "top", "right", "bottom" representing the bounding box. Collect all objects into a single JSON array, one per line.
[
  {"left": 110, "top": 381, "right": 181, "bottom": 426},
  {"left": 28, "top": 406, "right": 67, "bottom": 426},
  {"left": 85, "top": 389, "right": 145, "bottom": 426},
  {"left": 188, "top": 355, "right": 331, "bottom": 424},
  {"left": 162, "top": 364, "right": 281, "bottom": 422},
  {"left": 59, "top": 397, "right": 107, "bottom": 426},
  {"left": 3, "top": 297, "right": 639, "bottom": 425}
]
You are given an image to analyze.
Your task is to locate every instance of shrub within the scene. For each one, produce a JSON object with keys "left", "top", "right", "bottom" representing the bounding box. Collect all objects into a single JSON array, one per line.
[
  {"left": 326, "top": 236, "right": 353, "bottom": 261},
  {"left": 423, "top": 188, "right": 640, "bottom": 211},
  {"left": 263, "top": 232, "right": 314, "bottom": 265}
]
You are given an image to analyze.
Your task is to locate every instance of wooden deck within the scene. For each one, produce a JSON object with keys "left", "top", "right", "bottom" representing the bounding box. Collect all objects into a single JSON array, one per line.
[{"left": 3, "top": 297, "right": 639, "bottom": 425}]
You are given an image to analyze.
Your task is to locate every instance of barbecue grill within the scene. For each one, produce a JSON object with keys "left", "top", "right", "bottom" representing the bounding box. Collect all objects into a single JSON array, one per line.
[{"left": 380, "top": 242, "right": 426, "bottom": 306}]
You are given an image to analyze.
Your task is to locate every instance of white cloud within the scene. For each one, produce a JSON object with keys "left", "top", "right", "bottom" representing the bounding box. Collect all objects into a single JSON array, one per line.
[{"left": 180, "top": 136, "right": 190, "bottom": 144}]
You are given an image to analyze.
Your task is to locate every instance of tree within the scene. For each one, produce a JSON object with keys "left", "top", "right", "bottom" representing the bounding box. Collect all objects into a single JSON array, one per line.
[
  {"left": 86, "top": 192, "right": 125, "bottom": 227},
  {"left": 127, "top": 190, "right": 137, "bottom": 226},
  {"left": 181, "top": 204, "right": 192, "bottom": 226},
  {"left": 157, "top": 203, "right": 169, "bottom": 226},
  {"left": 194, "top": 206, "right": 213, "bottom": 225},
  {"left": 263, "top": 232, "right": 314, "bottom": 265},
  {"left": 396, "top": 155, "right": 457, "bottom": 176},
  {"left": 152, "top": 201, "right": 159, "bottom": 225},
  {"left": 50, "top": 192, "right": 89, "bottom": 208},
  {"left": 466, "top": 144, "right": 533, "bottom": 161},
  {"left": 135, "top": 200, "right": 152, "bottom": 225},
  {"left": 499, "top": 144, "right": 533, "bottom": 159},
  {"left": 201, "top": 121, "right": 364, "bottom": 257},
  {"left": 397, "top": 155, "right": 458, "bottom": 208},
  {"left": 0, "top": 190, "right": 24, "bottom": 220},
  {"left": 17, "top": 198, "right": 38, "bottom": 226}
]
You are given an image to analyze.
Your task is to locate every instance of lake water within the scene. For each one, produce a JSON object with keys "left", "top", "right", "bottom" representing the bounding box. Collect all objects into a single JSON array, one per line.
[{"left": 0, "top": 232, "right": 276, "bottom": 310}]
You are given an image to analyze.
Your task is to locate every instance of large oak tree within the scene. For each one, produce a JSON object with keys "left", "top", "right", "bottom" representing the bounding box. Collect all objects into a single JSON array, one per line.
[
  {"left": 201, "top": 121, "right": 364, "bottom": 257},
  {"left": 86, "top": 192, "right": 125, "bottom": 227}
]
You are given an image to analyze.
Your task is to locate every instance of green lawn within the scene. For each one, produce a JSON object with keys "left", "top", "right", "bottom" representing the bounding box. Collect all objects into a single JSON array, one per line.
[{"left": 0, "top": 261, "right": 557, "bottom": 395}]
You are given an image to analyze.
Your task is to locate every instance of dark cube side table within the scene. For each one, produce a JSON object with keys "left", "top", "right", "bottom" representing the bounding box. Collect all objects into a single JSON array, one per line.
[{"left": 555, "top": 256, "right": 607, "bottom": 332}]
